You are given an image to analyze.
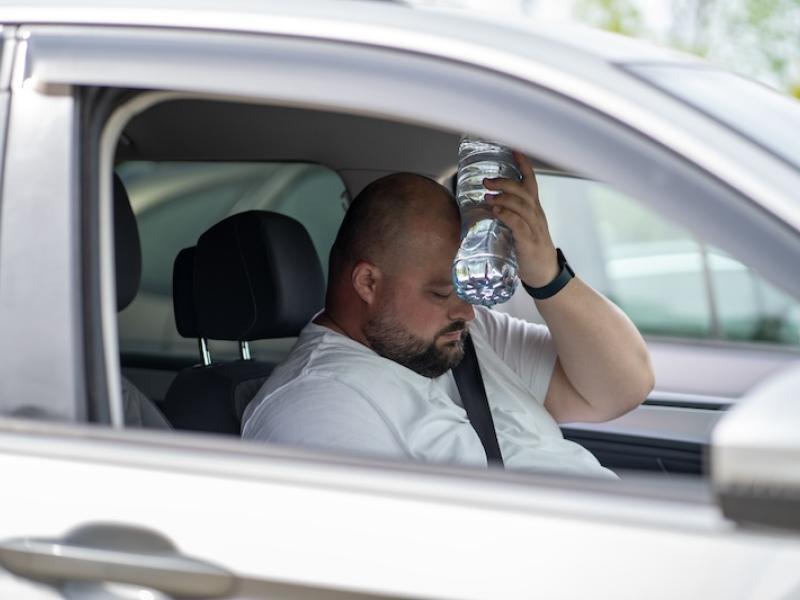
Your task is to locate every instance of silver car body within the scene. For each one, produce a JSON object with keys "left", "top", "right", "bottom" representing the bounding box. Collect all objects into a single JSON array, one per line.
[{"left": 0, "top": 1, "right": 799, "bottom": 598}]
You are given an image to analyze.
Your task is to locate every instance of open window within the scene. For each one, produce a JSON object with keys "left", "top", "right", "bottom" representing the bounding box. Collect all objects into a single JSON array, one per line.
[
  {"left": 31, "top": 24, "right": 792, "bottom": 483},
  {"left": 117, "top": 161, "right": 348, "bottom": 370},
  {"left": 95, "top": 91, "right": 794, "bottom": 478}
]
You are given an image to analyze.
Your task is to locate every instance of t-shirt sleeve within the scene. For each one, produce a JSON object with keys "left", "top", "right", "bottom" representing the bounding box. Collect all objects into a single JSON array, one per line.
[
  {"left": 473, "top": 306, "right": 557, "bottom": 405},
  {"left": 241, "top": 376, "right": 408, "bottom": 461}
]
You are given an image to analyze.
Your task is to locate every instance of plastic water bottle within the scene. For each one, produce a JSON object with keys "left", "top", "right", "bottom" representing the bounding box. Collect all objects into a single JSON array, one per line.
[{"left": 452, "top": 135, "right": 520, "bottom": 306}]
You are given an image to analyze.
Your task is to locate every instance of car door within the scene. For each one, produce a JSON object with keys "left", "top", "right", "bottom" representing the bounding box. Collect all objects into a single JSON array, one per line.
[
  {"left": 493, "top": 171, "right": 800, "bottom": 474},
  {"left": 1, "top": 9, "right": 800, "bottom": 599}
]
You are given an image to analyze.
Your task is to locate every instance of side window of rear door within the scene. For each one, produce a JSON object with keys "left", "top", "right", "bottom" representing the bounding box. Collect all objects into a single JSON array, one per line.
[{"left": 117, "top": 161, "right": 347, "bottom": 369}]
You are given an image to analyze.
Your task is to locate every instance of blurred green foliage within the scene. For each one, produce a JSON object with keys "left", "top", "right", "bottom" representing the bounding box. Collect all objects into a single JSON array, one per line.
[
  {"left": 573, "top": 0, "right": 800, "bottom": 97},
  {"left": 574, "top": 0, "right": 642, "bottom": 34}
]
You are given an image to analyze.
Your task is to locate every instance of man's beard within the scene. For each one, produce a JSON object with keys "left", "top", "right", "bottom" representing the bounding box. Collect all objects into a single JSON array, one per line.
[{"left": 364, "top": 311, "right": 468, "bottom": 378}]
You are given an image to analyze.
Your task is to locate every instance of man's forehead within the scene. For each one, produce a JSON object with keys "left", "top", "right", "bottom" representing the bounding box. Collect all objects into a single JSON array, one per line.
[
  {"left": 372, "top": 177, "right": 460, "bottom": 274},
  {"left": 395, "top": 230, "right": 457, "bottom": 281},
  {"left": 406, "top": 205, "right": 460, "bottom": 236},
  {"left": 403, "top": 217, "right": 459, "bottom": 256}
]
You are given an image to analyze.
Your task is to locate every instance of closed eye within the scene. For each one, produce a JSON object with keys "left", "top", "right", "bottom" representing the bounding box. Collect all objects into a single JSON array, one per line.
[{"left": 430, "top": 290, "right": 452, "bottom": 299}]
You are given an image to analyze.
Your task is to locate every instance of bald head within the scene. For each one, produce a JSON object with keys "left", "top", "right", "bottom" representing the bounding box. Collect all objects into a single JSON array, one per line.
[
  {"left": 318, "top": 172, "right": 474, "bottom": 370},
  {"left": 329, "top": 173, "right": 458, "bottom": 280}
]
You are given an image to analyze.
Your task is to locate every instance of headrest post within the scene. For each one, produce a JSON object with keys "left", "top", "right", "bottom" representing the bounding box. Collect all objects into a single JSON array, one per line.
[
  {"left": 198, "top": 338, "right": 212, "bottom": 367},
  {"left": 239, "top": 341, "right": 252, "bottom": 361}
]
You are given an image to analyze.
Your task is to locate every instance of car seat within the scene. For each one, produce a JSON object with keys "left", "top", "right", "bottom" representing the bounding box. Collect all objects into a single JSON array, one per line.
[
  {"left": 172, "top": 246, "right": 213, "bottom": 366},
  {"left": 114, "top": 173, "right": 172, "bottom": 429},
  {"left": 160, "top": 210, "right": 325, "bottom": 434}
]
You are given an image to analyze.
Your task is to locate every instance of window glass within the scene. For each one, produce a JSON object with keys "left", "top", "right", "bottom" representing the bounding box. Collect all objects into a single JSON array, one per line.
[
  {"left": 116, "top": 161, "right": 347, "bottom": 360},
  {"left": 710, "top": 247, "right": 800, "bottom": 345},
  {"left": 497, "top": 173, "right": 800, "bottom": 347},
  {"left": 578, "top": 180, "right": 712, "bottom": 338}
]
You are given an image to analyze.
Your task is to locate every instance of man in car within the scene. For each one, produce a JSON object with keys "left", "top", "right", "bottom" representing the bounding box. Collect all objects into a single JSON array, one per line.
[{"left": 242, "top": 152, "right": 654, "bottom": 478}]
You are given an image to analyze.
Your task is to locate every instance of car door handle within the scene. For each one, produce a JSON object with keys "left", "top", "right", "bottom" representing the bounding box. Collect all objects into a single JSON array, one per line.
[{"left": 0, "top": 523, "right": 235, "bottom": 599}]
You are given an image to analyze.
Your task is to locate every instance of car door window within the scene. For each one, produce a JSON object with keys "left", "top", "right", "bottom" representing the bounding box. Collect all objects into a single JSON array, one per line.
[
  {"left": 498, "top": 173, "right": 800, "bottom": 348},
  {"left": 116, "top": 161, "right": 347, "bottom": 361},
  {"left": 710, "top": 246, "right": 800, "bottom": 345}
]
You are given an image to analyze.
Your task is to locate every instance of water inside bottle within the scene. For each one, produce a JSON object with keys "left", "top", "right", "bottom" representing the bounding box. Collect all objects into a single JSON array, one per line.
[
  {"left": 452, "top": 215, "right": 518, "bottom": 306},
  {"left": 456, "top": 139, "right": 521, "bottom": 207},
  {"left": 452, "top": 137, "right": 520, "bottom": 306}
]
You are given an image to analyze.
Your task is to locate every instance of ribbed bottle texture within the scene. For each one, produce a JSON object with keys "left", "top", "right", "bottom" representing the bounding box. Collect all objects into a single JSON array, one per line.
[{"left": 452, "top": 136, "right": 520, "bottom": 306}]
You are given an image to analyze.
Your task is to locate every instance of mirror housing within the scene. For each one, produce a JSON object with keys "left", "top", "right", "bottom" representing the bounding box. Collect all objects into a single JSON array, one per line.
[{"left": 711, "top": 361, "right": 800, "bottom": 530}]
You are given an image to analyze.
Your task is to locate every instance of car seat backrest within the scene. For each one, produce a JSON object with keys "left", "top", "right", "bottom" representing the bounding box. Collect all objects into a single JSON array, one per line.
[
  {"left": 173, "top": 246, "right": 199, "bottom": 340},
  {"left": 114, "top": 174, "right": 142, "bottom": 312},
  {"left": 172, "top": 245, "right": 212, "bottom": 366},
  {"left": 194, "top": 210, "right": 325, "bottom": 340},
  {"left": 162, "top": 210, "right": 325, "bottom": 434},
  {"left": 114, "top": 173, "right": 171, "bottom": 429}
]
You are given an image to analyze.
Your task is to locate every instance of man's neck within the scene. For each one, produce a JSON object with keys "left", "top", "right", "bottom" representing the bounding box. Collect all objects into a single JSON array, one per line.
[
  {"left": 314, "top": 310, "right": 347, "bottom": 335},
  {"left": 314, "top": 310, "right": 370, "bottom": 347}
]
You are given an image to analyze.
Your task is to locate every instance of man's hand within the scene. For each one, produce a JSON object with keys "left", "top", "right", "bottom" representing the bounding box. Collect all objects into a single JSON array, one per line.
[
  {"left": 483, "top": 151, "right": 559, "bottom": 288},
  {"left": 484, "top": 150, "right": 655, "bottom": 424}
]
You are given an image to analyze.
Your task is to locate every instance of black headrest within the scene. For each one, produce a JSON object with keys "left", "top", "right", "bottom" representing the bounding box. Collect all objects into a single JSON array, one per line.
[
  {"left": 113, "top": 173, "right": 142, "bottom": 312},
  {"left": 194, "top": 210, "right": 325, "bottom": 341},
  {"left": 172, "top": 246, "right": 198, "bottom": 339}
]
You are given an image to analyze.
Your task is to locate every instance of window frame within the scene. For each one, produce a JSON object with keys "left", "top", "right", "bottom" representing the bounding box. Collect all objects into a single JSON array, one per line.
[
  {"left": 0, "top": 19, "right": 799, "bottom": 598},
  {"left": 527, "top": 172, "right": 800, "bottom": 351},
  {"left": 0, "top": 22, "right": 794, "bottom": 486}
]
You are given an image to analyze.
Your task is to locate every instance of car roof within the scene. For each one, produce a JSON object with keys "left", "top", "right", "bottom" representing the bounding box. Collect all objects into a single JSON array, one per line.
[
  {"left": 0, "top": 0, "right": 699, "bottom": 68},
  {"left": 7, "top": 0, "right": 703, "bottom": 184}
]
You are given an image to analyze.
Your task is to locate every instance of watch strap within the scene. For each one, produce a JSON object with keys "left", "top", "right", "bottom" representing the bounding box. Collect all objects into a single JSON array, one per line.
[{"left": 521, "top": 248, "right": 574, "bottom": 300}]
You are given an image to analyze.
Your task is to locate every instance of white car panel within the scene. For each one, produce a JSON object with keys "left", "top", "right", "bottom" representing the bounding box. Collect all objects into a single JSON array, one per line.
[
  {"left": 0, "top": 3, "right": 798, "bottom": 598},
  {"left": 1, "top": 423, "right": 800, "bottom": 599},
  {"left": 7, "top": 1, "right": 800, "bottom": 229}
]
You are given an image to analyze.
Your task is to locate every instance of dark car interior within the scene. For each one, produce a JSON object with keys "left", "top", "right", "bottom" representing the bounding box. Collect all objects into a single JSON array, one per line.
[{"left": 161, "top": 210, "right": 325, "bottom": 433}]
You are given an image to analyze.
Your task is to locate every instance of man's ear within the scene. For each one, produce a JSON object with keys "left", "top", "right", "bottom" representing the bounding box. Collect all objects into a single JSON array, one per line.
[{"left": 351, "top": 261, "right": 382, "bottom": 304}]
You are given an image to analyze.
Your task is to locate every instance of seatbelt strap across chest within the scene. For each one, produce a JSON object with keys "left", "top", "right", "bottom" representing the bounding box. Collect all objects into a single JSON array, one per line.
[{"left": 452, "top": 334, "right": 504, "bottom": 467}]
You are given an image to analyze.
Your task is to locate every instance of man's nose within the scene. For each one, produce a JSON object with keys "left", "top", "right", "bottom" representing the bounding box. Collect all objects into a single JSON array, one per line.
[{"left": 449, "top": 297, "right": 475, "bottom": 323}]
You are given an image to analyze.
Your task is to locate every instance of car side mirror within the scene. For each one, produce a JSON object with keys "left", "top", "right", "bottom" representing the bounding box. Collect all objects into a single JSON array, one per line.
[{"left": 711, "top": 361, "right": 800, "bottom": 531}]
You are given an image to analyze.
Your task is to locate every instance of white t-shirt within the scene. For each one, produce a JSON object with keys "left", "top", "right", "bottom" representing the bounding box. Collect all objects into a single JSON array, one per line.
[{"left": 242, "top": 306, "right": 616, "bottom": 479}]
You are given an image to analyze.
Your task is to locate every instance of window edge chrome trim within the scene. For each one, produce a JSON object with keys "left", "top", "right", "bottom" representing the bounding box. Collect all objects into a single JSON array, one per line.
[{"left": 99, "top": 90, "right": 187, "bottom": 429}]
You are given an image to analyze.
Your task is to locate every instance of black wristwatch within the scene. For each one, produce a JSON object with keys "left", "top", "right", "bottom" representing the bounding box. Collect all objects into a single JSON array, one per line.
[{"left": 521, "top": 248, "right": 574, "bottom": 300}]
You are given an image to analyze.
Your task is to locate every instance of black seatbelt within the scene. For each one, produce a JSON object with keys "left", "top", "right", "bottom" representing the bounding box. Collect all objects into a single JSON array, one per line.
[{"left": 452, "top": 334, "right": 504, "bottom": 467}]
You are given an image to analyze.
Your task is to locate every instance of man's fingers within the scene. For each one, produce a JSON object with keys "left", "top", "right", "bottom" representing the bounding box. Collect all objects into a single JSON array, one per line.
[
  {"left": 490, "top": 196, "right": 543, "bottom": 245},
  {"left": 486, "top": 190, "right": 529, "bottom": 215},
  {"left": 490, "top": 190, "right": 553, "bottom": 244},
  {"left": 513, "top": 151, "right": 540, "bottom": 200},
  {"left": 486, "top": 192, "right": 540, "bottom": 231},
  {"left": 484, "top": 177, "right": 542, "bottom": 211},
  {"left": 492, "top": 204, "right": 532, "bottom": 240},
  {"left": 483, "top": 177, "right": 523, "bottom": 195},
  {"left": 513, "top": 150, "right": 537, "bottom": 183},
  {"left": 484, "top": 166, "right": 541, "bottom": 209}
]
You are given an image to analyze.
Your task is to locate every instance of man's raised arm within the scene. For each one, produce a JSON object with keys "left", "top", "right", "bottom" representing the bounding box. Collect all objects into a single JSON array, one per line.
[{"left": 484, "top": 152, "right": 655, "bottom": 423}]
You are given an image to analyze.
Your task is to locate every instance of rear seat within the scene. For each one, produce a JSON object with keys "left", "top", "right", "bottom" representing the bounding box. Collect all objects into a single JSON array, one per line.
[
  {"left": 114, "top": 173, "right": 171, "bottom": 429},
  {"left": 161, "top": 210, "right": 325, "bottom": 434}
]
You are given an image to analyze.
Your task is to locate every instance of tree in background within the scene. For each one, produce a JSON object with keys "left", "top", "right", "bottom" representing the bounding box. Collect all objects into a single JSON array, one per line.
[
  {"left": 729, "top": 0, "right": 800, "bottom": 98},
  {"left": 574, "top": 0, "right": 800, "bottom": 98},
  {"left": 574, "top": 0, "right": 643, "bottom": 35}
]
